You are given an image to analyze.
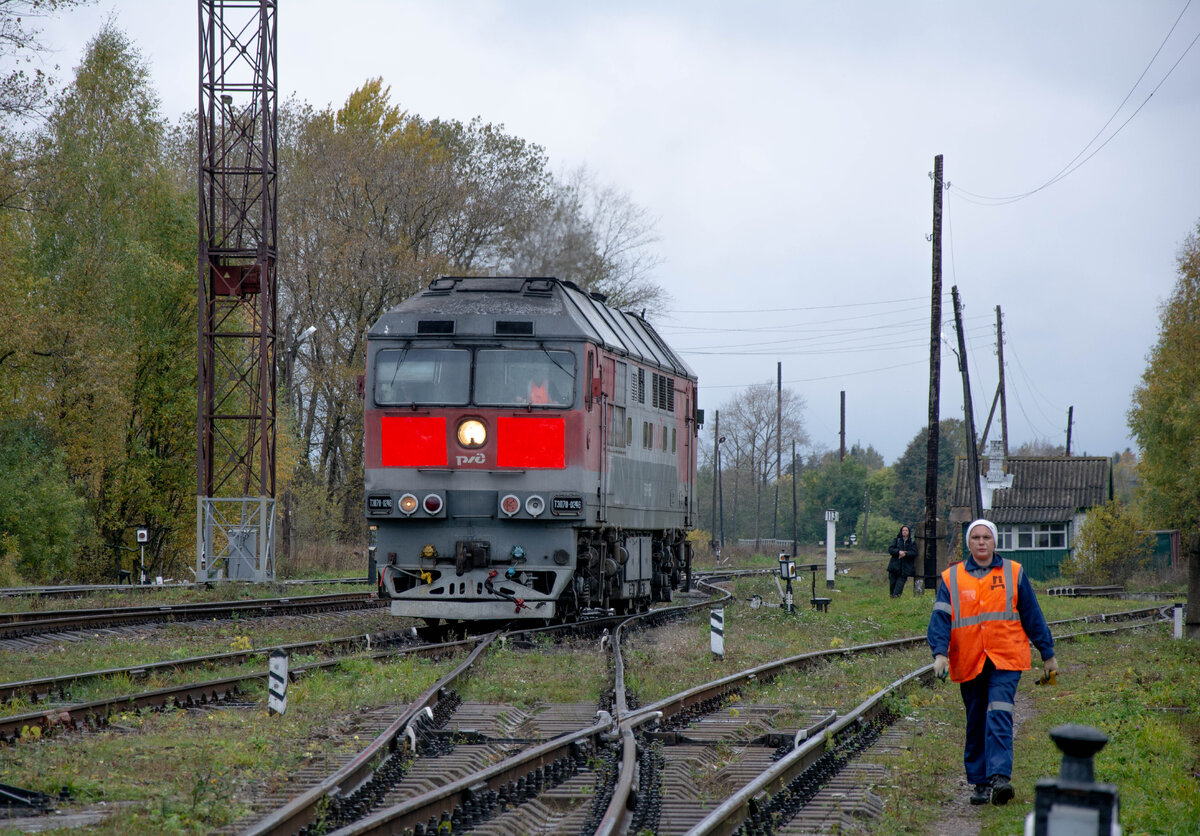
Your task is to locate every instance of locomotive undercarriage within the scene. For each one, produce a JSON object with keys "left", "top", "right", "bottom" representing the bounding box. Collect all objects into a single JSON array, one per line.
[
  {"left": 568, "top": 526, "right": 693, "bottom": 618},
  {"left": 378, "top": 522, "right": 692, "bottom": 626}
]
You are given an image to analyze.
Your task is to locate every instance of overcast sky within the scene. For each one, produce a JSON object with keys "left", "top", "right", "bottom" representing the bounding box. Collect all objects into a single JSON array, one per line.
[{"left": 39, "top": 1, "right": 1200, "bottom": 462}]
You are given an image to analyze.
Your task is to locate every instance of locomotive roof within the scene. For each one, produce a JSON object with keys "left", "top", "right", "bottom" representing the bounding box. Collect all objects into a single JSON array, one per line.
[{"left": 370, "top": 276, "right": 695, "bottom": 379}]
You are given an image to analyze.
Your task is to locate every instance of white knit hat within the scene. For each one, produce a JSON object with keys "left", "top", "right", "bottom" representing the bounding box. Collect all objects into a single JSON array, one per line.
[{"left": 967, "top": 518, "right": 998, "bottom": 542}]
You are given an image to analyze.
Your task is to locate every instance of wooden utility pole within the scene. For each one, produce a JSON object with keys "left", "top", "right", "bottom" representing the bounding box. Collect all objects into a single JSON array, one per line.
[
  {"left": 952, "top": 286, "right": 983, "bottom": 520},
  {"left": 997, "top": 306, "right": 1009, "bottom": 458},
  {"left": 922, "top": 154, "right": 944, "bottom": 592},
  {"left": 1066, "top": 406, "right": 1074, "bottom": 456},
  {"left": 839, "top": 390, "right": 846, "bottom": 462},
  {"left": 773, "top": 362, "right": 781, "bottom": 538}
]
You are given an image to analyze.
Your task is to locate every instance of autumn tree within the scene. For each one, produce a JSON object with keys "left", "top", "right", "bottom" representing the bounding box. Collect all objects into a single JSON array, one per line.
[
  {"left": 1129, "top": 220, "right": 1200, "bottom": 532},
  {"left": 498, "top": 165, "right": 667, "bottom": 311},
  {"left": 718, "top": 382, "right": 807, "bottom": 547},
  {"left": 7, "top": 25, "right": 196, "bottom": 580},
  {"left": 1062, "top": 500, "right": 1152, "bottom": 584},
  {"left": 277, "top": 80, "right": 558, "bottom": 535}
]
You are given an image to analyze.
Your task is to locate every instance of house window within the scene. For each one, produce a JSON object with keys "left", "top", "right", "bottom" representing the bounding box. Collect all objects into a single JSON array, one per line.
[{"left": 997, "top": 523, "right": 1067, "bottom": 551}]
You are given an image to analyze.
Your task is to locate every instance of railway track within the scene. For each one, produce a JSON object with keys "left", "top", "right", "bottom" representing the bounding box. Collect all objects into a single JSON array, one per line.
[
  {"left": 0, "top": 591, "right": 385, "bottom": 642},
  {"left": 217, "top": 582, "right": 1165, "bottom": 835},
  {"left": 0, "top": 577, "right": 371, "bottom": 599}
]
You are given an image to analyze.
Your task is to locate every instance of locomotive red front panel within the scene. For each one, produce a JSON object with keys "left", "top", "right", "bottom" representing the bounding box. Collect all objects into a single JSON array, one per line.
[
  {"left": 380, "top": 416, "right": 447, "bottom": 467},
  {"left": 495, "top": 416, "right": 565, "bottom": 468},
  {"left": 367, "top": 411, "right": 577, "bottom": 471}
]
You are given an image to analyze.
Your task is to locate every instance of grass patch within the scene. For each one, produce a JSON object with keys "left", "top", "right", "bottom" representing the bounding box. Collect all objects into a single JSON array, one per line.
[
  {"left": 0, "top": 651, "right": 457, "bottom": 834},
  {"left": 458, "top": 634, "right": 609, "bottom": 707}
]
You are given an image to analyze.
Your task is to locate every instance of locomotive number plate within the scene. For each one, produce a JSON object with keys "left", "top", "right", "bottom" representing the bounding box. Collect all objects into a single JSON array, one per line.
[
  {"left": 551, "top": 496, "right": 583, "bottom": 515},
  {"left": 367, "top": 494, "right": 393, "bottom": 514}
]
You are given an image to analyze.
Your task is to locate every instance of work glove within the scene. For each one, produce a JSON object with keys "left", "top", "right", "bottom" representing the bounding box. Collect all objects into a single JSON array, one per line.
[
  {"left": 933, "top": 654, "right": 949, "bottom": 681},
  {"left": 1043, "top": 656, "right": 1058, "bottom": 675}
]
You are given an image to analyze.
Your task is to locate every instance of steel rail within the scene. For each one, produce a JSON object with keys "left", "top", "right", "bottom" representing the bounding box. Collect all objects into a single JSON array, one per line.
[
  {"left": 261, "top": 581, "right": 735, "bottom": 836},
  {"left": 0, "top": 629, "right": 438, "bottom": 703},
  {"left": 685, "top": 663, "right": 934, "bottom": 836},
  {"left": 0, "top": 578, "right": 371, "bottom": 599},
  {"left": 0, "top": 592, "right": 384, "bottom": 638},
  {"left": 0, "top": 636, "right": 476, "bottom": 744},
  {"left": 241, "top": 633, "right": 497, "bottom": 836},
  {"left": 681, "top": 612, "right": 1171, "bottom": 836},
  {"left": 593, "top": 577, "right": 734, "bottom": 836}
]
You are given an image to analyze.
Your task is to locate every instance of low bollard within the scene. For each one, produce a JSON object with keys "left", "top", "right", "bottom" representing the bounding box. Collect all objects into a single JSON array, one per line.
[{"left": 1025, "top": 724, "right": 1120, "bottom": 836}]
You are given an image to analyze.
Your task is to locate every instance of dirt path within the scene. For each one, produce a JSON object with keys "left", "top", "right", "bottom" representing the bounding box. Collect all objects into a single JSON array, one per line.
[{"left": 927, "top": 683, "right": 1036, "bottom": 836}]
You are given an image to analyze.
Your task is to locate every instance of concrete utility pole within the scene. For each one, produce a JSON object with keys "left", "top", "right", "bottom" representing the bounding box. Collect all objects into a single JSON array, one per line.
[
  {"left": 922, "top": 154, "right": 944, "bottom": 592},
  {"left": 791, "top": 441, "right": 798, "bottom": 559},
  {"left": 1066, "top": 406, "right": 1074, "bottom": 456},
  {"left": 711, "top": 409, "right": 720, "bottom": 550}
]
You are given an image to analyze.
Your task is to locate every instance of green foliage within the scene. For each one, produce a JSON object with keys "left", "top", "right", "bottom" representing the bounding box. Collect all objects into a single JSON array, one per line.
[
  {"left": 798, "top": 454, "right": 867, "bottom": 541},
  {"left": 0, "top": 25, "right": 198, "bottom": 581},
  {"left": 1061, "top": 500, "right": 1153, "bottom": 584},
  {"left": 889, "top": 418, "right": 965, "bottom": 525},
  {"left": 860, "top": 512, "right": 902, "bottom": 551},
  {"left": 0, "top": 421, "right": 89, "bottom": 582},
  {"left": 1129, "top": 219, "right": 1200, "bottom": 533}
]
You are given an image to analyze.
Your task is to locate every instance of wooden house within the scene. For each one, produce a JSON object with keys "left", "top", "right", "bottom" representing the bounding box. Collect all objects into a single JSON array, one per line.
[{"left": 950, "top": 454, "right": 1113, "bottom": 580}]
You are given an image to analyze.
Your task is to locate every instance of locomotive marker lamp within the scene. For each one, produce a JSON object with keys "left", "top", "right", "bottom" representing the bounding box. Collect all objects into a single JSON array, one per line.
[
  {"left": 399, "top": 493, "right": 419, "bottom": 515},
  {"left": 457, "top": 418, "right": 486, "bottom": 448}
]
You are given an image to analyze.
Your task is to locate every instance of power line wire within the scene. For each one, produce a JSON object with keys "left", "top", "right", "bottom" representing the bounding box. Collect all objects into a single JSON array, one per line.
[{"left": 950, "top": 0, "right": 1198, "bottom": 205}]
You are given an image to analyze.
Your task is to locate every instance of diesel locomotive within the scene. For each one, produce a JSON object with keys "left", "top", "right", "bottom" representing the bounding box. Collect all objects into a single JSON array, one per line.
[{"left": 364, "top": 276, "right": 699, "bottom": 626}]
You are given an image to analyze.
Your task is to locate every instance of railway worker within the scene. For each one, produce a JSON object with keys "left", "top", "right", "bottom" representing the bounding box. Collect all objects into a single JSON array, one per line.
[
  {"left": 926, "top": 518, "right": 1058, "bottom": 807},
  {"left": 528, "top": 375, "right": 551, "bottom": 404},
  {"left": 887, "top": 524, "right": 917, "bottom": 597}
]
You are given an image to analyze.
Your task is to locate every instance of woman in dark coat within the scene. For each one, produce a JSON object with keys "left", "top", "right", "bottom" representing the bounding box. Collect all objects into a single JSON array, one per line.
[{"left": 887, "top": 525, "right": 917, "bottom": 597}]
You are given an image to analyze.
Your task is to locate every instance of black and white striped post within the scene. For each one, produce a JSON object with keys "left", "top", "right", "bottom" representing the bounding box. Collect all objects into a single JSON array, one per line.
[
  {"left": 710, "top": 607, "right": 725, "bottom": 658},
  {"left": 268, "top": 648, "right": 288, "bottom": 715}
]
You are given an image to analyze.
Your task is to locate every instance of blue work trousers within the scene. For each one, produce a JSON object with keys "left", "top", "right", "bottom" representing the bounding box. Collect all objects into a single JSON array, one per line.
[{"left": 959, "top": 657, "right": 1021, "bottom": 784}]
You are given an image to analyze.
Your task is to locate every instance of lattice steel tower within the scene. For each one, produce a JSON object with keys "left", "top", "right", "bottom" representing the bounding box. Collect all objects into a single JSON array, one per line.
[{"left": 196, "top": 0, "right": 278, "bottom": 582}]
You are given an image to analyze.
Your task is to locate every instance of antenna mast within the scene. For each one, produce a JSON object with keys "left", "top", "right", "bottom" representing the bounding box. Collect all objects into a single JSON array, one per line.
[{"left": 196, "top": 0, "right": 279, "bottom": 582}]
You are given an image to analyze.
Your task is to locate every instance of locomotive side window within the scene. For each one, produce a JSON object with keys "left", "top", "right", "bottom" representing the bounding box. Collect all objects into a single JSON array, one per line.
[
  {"left": 374, "top": 348, "right": 470, "bottom": 405},
  {"left": 475, "top": 349, "right": 575, "bottom": 407}
]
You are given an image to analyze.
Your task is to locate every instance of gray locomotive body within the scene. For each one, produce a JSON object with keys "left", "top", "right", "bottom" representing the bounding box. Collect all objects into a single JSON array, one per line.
[{"left": 364, "top": 277, "right": 699, "bottom": 625}]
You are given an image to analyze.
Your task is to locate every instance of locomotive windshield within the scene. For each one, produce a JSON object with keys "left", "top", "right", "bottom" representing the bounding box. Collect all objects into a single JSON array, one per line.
[
  {"left": 475, "top": 349, "right": 575, "bottom": 407},
  {"left": 372, "top": 347, "right": 575, "bottom": 407},
  {"left": 374, "top": 348, "right": 470, "bottom": 405}
]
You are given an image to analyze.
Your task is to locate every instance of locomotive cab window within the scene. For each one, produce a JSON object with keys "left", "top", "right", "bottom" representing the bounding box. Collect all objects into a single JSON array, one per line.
[
  {"left": 474, "top": 349, "right": 575, "bottom": 407},
  {"left": 374, "top": 348, "right": 470, "bottom": 405}
]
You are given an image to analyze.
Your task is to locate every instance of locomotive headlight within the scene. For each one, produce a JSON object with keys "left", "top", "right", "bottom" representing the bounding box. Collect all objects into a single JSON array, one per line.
[
  {"left": 398, "top": 493, "right": 419, "bottom": 515},
  {"left": 525, "top": 495, "right": 546, "bottom": 516},
  {"left": 456, "top": 418, "right": 487, "bottom": 448}
]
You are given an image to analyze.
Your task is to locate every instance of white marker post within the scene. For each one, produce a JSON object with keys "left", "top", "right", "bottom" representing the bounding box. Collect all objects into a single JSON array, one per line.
[
  {"left": 1175, "top": 603, "right": 1184, "bottom": 640},
  {"left": 710, "top": 607, "right": 725, "bottom": 658},
  {"left": 824, "top": 510, "right": 838, "bottom": 589},
  {"left": 268, "top": 648, "right": 288, "bottom": 715}
]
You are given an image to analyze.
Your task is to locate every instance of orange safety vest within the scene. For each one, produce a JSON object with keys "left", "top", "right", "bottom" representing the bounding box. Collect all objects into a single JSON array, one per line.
[
  {"left": 942, "top": 558, "right": 1031, "bottom": 682},
  {"left": 529, "top": 381, "right": 550, "bottom": 404}
]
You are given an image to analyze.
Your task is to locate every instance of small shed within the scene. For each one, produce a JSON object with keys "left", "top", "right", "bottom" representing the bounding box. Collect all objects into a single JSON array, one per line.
[{"left": 950, "top": 455, "right": 1113, "bottom": 580}]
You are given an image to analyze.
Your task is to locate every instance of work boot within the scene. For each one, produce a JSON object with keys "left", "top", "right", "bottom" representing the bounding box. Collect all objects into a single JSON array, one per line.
[
  {"left": 990, "top": 775, "right": 1014, "bottom": 806},
  {"left": 969, "top": 782, "right": 991, "bottom": 805}
]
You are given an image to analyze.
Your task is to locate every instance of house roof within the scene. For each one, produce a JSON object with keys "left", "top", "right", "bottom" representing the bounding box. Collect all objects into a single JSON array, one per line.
[{"left": 952, "top": 456, "right": 1113, "bottom": 524}]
